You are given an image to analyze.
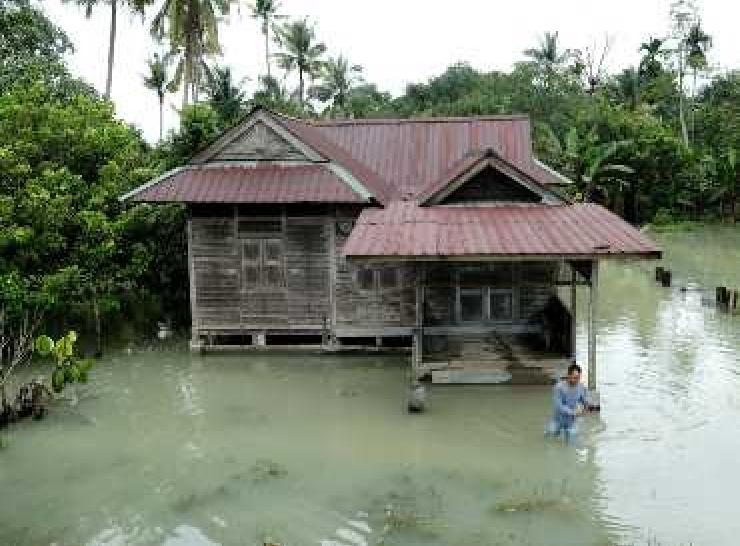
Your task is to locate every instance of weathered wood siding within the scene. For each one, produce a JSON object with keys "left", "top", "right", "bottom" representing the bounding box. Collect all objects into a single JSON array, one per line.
[
  {"left": 333, "top": 217, "right": 416, "bottom": 331},
  {"left": 190, "top": 205, "right": 332, "bottom": 332},
  {"left": 189, "top": 205, "right": 559, "bottom": 340},
  {"left": 422, "top": 262, "right": 557, "bottom": 326}
]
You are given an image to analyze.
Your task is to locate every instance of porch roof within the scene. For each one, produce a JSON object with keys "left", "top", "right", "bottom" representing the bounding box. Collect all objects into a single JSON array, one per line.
[{"left": 342, "top": 201, "right": 662, "bottom": 261}]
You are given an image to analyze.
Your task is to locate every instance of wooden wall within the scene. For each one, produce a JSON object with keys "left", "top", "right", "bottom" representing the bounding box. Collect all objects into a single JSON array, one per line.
[{"left": 188, "top": 204, "right": 561, "bottom": 343}]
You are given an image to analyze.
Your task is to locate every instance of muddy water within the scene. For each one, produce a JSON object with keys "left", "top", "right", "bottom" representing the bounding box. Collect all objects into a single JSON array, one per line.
[{"left": 1, "top": 225, "right": 739, "bottom": 546}]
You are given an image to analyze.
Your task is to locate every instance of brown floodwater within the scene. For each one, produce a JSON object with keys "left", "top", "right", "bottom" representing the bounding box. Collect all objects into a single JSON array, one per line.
[{"left": 0, "top": 225, "right": 739, "bottom": 546}]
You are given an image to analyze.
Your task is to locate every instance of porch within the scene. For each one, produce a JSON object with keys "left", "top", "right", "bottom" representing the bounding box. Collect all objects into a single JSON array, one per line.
[{"left": 409, "top": 260, "right": 598, "bottom": 386}]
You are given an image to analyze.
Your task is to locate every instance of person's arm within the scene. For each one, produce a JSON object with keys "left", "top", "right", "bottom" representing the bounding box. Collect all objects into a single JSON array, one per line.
[{"left": 553, "top": 384, "right": 575, "bottom": 416}]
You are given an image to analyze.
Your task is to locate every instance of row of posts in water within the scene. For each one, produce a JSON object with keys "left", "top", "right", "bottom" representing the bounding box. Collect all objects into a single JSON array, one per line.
[{"left": 655, "top": 266, "right": 739, "bottom": 312}]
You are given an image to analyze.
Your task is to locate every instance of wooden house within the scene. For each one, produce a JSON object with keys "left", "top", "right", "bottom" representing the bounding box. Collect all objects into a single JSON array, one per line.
[{"left": 123, "top": 107, "right": 660, "bottom": 387}]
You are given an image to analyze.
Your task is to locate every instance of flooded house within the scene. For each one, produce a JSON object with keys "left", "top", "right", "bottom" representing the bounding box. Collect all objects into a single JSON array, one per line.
[{"left": 122, "top": 107, "right": 660, "bottom": 390}]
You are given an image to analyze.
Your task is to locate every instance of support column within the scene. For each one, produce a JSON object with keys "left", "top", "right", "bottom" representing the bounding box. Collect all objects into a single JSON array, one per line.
[
  {"left": 408, "top": 265, "right": 427, "bottom": 412},
  {"left": 187, "top": 216, "right": 201, "bottom": 352},
  {"left": 570, "top": 265, "right": 577, "bottom": 361},
  {"left": 587, "top": 260, "right": 600, "bottom": 409}
]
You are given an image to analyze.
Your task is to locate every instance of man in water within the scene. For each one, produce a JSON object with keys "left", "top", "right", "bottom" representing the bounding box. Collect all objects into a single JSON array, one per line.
[{"left": 546, "top": 363, "right": 589, "bottom": 441}]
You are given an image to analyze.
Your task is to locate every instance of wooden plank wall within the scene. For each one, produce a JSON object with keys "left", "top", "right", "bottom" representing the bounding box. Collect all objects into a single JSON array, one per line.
[
  {"left": 333, "top": 223, "right": 416, "bottom": 330},
  {"left": 189, "top": 205, "right": 559, "bottom": 338}
]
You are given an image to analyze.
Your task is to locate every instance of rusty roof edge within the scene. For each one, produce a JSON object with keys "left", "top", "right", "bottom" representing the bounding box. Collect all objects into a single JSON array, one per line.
[{"left": 119, "top": 166, "right": 187, "bottom": 202}]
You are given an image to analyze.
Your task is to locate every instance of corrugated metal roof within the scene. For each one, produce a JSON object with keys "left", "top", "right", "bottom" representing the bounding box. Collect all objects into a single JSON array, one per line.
[
  {"left": 276, "top": 116, "right": 395, "bottom": 203},
  {"left": 128, "top": 164, "right": 367, "bottom": 203},
  {"left": 310, "top": 115, "right": 567, "bottom": 197},
  {"left": 342, "top": 201, "right": 661, "bottom": 259}
]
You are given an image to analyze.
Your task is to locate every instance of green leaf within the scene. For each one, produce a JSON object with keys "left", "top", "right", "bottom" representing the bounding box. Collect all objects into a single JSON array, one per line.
[
  {"left": 52, "top": 368, "right": 65, "bottom": 392},
  {"left": 35, "top": 335, "right": 54, "bottom": 356}
]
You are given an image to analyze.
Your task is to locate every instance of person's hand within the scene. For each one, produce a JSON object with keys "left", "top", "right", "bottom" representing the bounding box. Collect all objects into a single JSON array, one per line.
[{"left": 575, "top": 403, "right": 585, "bottom": 416}]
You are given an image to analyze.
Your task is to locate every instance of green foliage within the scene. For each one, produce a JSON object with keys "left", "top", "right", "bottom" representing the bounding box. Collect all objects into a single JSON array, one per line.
[
  {"left": 274, "top": 17, "right": 327, "bottom": 107},
  {"left": 34, "top": 331, "right": 90, "bottom": 393}
]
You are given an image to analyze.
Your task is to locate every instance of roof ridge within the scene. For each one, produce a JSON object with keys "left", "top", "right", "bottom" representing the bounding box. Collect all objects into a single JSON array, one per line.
[{"left": 311, "top": 114, "right": 530, "bottom": 126}]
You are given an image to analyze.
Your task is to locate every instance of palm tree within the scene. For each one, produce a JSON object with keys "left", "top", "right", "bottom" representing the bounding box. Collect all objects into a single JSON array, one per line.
[
  {"left": 685, "top": 21, "right": 712, "bottom": 143},
  {"left": 638, "top": 37, "right": 666, "bottom": 81},
  {"left": 203, "top": 66, "right": 247, "bottom": 125},
  {"left": 151, "top": 0, "right": 233, "bottom": 109},
  {"left": 143, "top": 53, "right": 168, "bottom": 141},
  {"left": 274, "top": 18, "right": 327, "bottom": 108},
  {"left": 64, "top": 0, "right": 152, "bottom": 99},
  {"left": 249, "top": 0, "right": 285, "bottom": 79},
  {"left": 523, "top": 31, "right": 575, "bottom": 86},
  {"left": 308, "top": 55, "right": 363, "bottom": 117}
]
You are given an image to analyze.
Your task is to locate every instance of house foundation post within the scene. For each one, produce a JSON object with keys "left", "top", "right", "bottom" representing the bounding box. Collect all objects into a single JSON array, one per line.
[
  {"left": 570, "top": 265, "right": 577, "bottom": 361},
  {"left": 408, "top": 264, "right": 427, "bottom": 412},
  {"left": 586, "top": 260, "right": 600, "bottom": 410}
]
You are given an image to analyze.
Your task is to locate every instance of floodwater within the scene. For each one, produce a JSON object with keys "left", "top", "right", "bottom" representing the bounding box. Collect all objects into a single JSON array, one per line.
[{"left": 1, "top": 225, "right": 739, "bottom": 546}]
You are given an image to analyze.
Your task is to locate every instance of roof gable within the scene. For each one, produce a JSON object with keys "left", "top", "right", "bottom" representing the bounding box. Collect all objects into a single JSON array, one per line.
[
  {"left": 418, "top": 149, "right": 565, "bottom": 205},
  {"left": 191, "top": 109, "right": 323, "bottom": 164}
]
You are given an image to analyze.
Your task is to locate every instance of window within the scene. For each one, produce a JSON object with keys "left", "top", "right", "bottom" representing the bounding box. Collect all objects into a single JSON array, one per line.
[
  {"left": 355, "top": 266, "right": 375, "bottom": 291},
  {"left": 355, "top": 266, "right": 400, "bottom": 291},
  {"left": 490, "top": 290, "right": 514, "bottom": 320},
  {"left": 379, "top": 267, "right": 399, "bottom": 290},
  {"left": 238, "top": 219, "right": 282, "bottom": 236},
  {"left": 242, "top": 238, "right": 285, "bottom": 290},
  {"left": 460, "top": 288, "right": 484, "bottom": 321}
]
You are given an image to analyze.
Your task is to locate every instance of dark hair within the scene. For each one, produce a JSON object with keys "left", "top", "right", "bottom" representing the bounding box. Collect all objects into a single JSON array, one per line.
[{"left": 567, "top": 363, "right": 582, "bottom": 375}]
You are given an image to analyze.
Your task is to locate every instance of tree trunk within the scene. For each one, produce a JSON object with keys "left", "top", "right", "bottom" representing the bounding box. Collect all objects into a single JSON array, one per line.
[
  {"left": 158, "top": 96, "right": 164, "bottom": 142},
  {"left": 104, "top": 0, "right": 117, "bottom": 99},
  {"left": 93, "top": 297, "right": 102, "bottom": 358},
  {"left": 265, "top": 29, "right": 271, "bottom": 78},
  {"left": 678, "top": 51, "right": 689, "bottom": 148},
  {"left": 299, "top": 68, "right": 304, "bottom": 108}
]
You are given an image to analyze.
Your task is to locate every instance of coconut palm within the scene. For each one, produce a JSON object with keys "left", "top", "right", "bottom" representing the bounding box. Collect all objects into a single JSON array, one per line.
[
  {"left": 143, "top": 53, "right": 168, "bottom": 141},
  {"left": 523, "top": 32, "right": 576, "bottom": 78},
  {"left": 249, "top": 0, "right": 285, "bottom": 79},
  {"left": 308, "top": 55, "right": 363, "bottom": 117},
  {"left": 151, "top": 0, "right": 234, "bottom": 108},
  {"left": 203, "top": 65, "right": 247, "bottom": 125},
  {"left": 273, "top": 18, "right": 327, "bottom": 108},
  {"left": 685, "top": 21, "right": 712, "bottom": 142},
  {"left": 64, "top": 0, "right": 152, "bottom": 99}
]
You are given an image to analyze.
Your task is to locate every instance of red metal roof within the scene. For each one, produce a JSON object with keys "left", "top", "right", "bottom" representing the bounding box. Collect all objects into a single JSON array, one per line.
[
  {"left": 342, "top": 201, "right": 661, "bottom": 259},
  {"left": 129, "top": 164, "right": 367, "bottom": 203},
  {"left": 310, "top": 115, "right": 567, "bottom": 197},
  {"left": 276, "top": 116, "right": 396, "bottom": 203}
]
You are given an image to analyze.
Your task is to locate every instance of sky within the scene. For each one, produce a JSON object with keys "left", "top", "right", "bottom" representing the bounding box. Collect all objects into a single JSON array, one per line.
[{"left": 38, "top": 0, "right": 739, "bottom": 143}]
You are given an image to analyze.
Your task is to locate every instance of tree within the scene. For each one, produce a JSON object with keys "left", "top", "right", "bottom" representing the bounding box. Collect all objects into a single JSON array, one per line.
[
  {"left": 523, "top": 31, "right": 577, "bottom": 90},
  {"left": 151, "top": 0, "right": 234, "bottom": 108},
  {"left": 63, "top": 0, "right": 152, "bottom": 99},
  {"left": 560, "top": 127, "right": 635, "bottom": 205},
  {"left": 143, "top": 53, "right": 168, "bottom": 141},
  {"left": 308, "top": 55, "right": 363, "bottom": 117},
  {"left": 249, "top": 0, "right": 284, "bottom": 79},
  {"left": 274, "top": 18, "right": 326, "bottom": 108},
  {"left": 204, "top": 65, "right": 247, "bottom": 126},
  {"left": 668, "top": 0, "right": 699, "bottom": 147},
  {"left": 684, "top": 20, "right": 712, "bottom": 143},
  {"left": 711, "top": 149, "right": 738, "bottom": 221}
]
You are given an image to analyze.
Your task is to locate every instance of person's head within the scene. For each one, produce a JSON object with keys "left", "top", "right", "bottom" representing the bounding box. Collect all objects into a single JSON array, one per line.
[{"left": 566, "top": 363, "right": 582, "bottom": 386}]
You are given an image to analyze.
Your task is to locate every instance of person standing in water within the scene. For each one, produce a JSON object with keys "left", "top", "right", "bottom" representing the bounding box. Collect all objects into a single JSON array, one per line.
[{"left": 547, "top": 363, "right": 589, "bottom": 441}]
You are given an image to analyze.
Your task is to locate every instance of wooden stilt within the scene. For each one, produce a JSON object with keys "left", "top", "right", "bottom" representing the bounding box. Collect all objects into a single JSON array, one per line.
[
  {"left": 570, "top": 265, "right": 577, "bottom": 360},
  {"left": 408, "top": 266, "right": 427, "bottom": 413},
  {"left": 587, "top": 260, "right": 600, "bottom": 410}
]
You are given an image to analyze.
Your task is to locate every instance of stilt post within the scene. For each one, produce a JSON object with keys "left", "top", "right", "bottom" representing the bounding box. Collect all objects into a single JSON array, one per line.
[
  {"left": 587, "top": 260, "right": 600, "bottom": 409},
  {"left": 570, "top": 265, "right": 577, "bottom": 360}
]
